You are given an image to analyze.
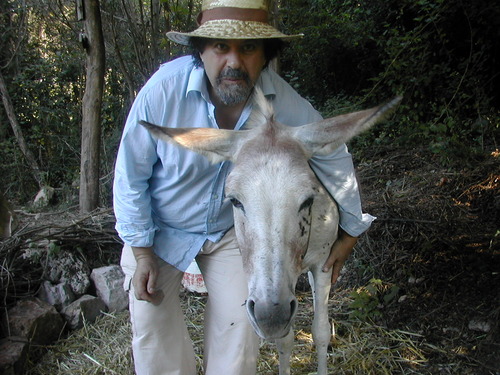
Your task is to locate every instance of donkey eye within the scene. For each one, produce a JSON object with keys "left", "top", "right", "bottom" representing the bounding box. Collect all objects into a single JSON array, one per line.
[
  {"left": 230, "top": 197, "right": 244, "bottom": 211},
  {"left": 299, "top": 197, "right": 314, "bottom": 212}
]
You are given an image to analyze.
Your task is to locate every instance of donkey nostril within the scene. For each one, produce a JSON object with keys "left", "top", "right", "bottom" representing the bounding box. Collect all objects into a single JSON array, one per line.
[
  {"left": 246, "top": 299, "right": 256, "bottom": 316},
  {"left": 290, "top": 299, "right": 297, "bottom": 318}
]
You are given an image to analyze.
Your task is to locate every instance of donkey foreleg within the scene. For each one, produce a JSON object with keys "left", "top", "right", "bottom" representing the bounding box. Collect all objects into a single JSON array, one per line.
[
  {"left": 309, "top": 268, "right": 333, "bottom": 375},
  {"left": 276, "top": 328, "right": 294, "bottom": 375}
]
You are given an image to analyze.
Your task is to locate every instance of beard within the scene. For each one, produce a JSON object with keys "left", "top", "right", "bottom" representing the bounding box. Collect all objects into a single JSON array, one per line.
[{"left": 214, "top": 67, "right": 253, "bottom": 106}]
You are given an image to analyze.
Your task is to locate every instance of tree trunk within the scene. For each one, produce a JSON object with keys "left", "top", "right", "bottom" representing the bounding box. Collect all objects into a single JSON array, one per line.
[
  {"left": 80, "top": 0, "right": 105, "bottom": 213},
  {"left": 0, "top": 70, "right": 44, "bottom": 188}
]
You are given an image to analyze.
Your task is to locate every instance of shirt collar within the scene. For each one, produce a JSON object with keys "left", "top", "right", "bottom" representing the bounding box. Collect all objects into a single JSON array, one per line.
[
  {"left": 256, "top": 69, "right": 277, "bottom": 99},
  {"left": 186, "top": 65, "right": 209, "bottom": 101}
]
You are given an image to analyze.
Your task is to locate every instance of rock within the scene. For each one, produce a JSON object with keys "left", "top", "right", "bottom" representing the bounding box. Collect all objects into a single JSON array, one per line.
[
  {"left": 4, "top": 298, "right": 64, "bottom": 345},
  {"left": 91, "top": 265, "right": 128, "bottom": 312},
  {"left": 45, "top": 250, "right": 91, "bottom": 296},
  {"left": 0, "top": 337, "right": 29, "bottom": 375},
  {"left": 468, "top": 319, "right": 491, "bottom": 333},
  {"left": 22, "top": 248, "right": 91, "bottom": 297},
  {"left": 61, "top": 295, "right": 108, "bottom": 329},
  {"left": 37, "top": 280, "right": 75, "bottom": 310},
  {"left": 408, "top": 276, "right": 425, "bottom": 284}
]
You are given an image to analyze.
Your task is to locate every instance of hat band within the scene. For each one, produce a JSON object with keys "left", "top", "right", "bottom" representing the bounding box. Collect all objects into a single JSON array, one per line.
[{"left": 198, "top": 7, "right": 269, "bottom": 26}]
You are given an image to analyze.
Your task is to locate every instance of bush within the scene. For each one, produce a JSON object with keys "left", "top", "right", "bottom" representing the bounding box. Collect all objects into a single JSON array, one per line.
[{"left": 280, "top": 0, "right": 500, "bottom": 162}]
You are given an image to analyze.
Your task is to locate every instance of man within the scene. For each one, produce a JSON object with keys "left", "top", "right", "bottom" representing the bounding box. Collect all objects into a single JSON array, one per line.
[{"left": 113, "top": 0, "right": 375, "bottom": 374}]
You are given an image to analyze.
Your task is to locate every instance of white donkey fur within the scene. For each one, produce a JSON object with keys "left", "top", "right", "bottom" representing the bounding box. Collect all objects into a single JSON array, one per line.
[{"left": 140, "top": 89, "right": 401, "bottom": 375}]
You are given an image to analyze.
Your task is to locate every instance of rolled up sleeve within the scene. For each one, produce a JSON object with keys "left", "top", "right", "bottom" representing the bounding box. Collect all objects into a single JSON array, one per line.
[{"left": 113, "top": 95, "right": 160, "bottom": 247}]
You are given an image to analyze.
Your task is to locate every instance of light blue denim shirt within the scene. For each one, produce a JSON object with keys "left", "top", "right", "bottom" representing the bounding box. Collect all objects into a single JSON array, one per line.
[{"left": 113, "top": 55, "right": 375, "bottom": 271}]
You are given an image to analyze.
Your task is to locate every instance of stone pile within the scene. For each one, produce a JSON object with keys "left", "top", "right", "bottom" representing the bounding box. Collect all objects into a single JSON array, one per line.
[{"left": 0, "top": 249, "right": 128, "bottom": 375}]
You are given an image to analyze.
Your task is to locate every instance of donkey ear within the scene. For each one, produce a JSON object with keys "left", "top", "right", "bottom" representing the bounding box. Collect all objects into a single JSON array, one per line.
[
  {"left": 293, "top": 97, "right": 402, "bottom": 156},
  {"left": 140, "top": 121, "right": 244, "bottom": 163}
]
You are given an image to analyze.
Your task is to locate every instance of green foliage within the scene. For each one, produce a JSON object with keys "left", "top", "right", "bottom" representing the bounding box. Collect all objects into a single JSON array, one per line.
[
  {"left": 1, "top": 0, "right": 499, "bottom": 202},
  {"left": 0, "top": 2, "right": 85, "bottom": 198},
  {"left": 281, "top": 0, "right": 382, "bottom": 103},
  {"left": 47, "top": 240, "right": 61, "bottom": 257},
  {"left": 349, "top": 278, "right": 400, "bottom": 321},
  {"left": 320, "top": 94, "right": 362, "bottom": 118},
  {"left": 0, "top": 0, "right": 199, "bottom": 203},
  {"left": 281, "top": 0, "right": 500, "bottom": 163}
]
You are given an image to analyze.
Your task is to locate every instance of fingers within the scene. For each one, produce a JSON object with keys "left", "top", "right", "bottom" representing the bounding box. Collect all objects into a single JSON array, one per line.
[
  {"left": 146, "top": 268, "right": 158, "bottom": 295},
  {"left": 331, "top": 262, "right": 342, "bottom": 284},
  {"left": 133, "top": 273, "right": 164, "bottom": 305},
  {"left": 322, "top": 252, "right": 343, "bottom": 284},
  {"left": 146, "top": 271, "right": 165, "bottom": 305},
  {"left": 321, "top": 248, "right": 338, "bottom": 272},
  {"left": 132, "top": 253, "right": 164, "bottom": 304},
  {"left": 322, "top": 231, "right": 357, "bottom": 284},
  {"left": 133, "top": 272, "right": 153, "bottom": 302},
  {"left": 148, "top": 289, "right": 165, "bottom": 306}
]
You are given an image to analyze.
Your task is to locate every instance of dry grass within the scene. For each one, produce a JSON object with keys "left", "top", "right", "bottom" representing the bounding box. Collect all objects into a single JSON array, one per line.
[
  {"left": 25, "top": 289, "right": 432, "bottom": 375},
  {"left": 25, "top": 311, "right": 133, "bottom": 375}
]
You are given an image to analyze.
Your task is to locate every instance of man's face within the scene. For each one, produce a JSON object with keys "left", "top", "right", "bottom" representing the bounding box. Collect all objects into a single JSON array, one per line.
[{"left": 200, "top": 39, "right": 266, "bottom": 106}]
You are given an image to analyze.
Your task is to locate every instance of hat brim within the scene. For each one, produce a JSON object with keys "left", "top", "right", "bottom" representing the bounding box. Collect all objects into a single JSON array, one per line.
[{"left": 167, "top": 20, "right": 303, "bottom": 46}]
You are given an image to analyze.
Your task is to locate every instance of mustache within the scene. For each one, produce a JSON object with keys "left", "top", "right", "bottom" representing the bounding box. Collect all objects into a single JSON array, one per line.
[{"left": 217, "top": 68, "right": 250, "bottom": 82}]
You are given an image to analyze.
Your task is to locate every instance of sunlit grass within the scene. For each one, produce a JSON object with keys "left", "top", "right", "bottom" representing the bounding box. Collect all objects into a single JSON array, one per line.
[{"left": 26, "top": 290, "right": 432, "bottom": 375}]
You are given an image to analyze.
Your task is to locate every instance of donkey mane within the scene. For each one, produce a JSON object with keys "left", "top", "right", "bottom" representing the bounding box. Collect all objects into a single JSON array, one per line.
[{"left": 246, "top": 87, "right": 275, "bottom": 130}]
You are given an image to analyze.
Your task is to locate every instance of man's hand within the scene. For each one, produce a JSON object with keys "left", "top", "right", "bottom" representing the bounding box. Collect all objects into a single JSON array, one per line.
[
  {"left": 322, "top": 230, "right": 358, "bottom": 284},
  {"left": 131, "top": 246, "right": 164, "bottom": 305}
]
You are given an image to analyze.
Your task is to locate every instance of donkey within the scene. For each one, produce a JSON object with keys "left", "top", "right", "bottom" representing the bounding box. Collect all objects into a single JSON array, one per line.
[{"left": 140, "top": 89, "right": 401, "bottom": 375}]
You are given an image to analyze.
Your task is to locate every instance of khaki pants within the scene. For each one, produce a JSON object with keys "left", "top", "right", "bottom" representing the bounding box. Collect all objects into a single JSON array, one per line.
[{"left": 120, "top": 228, "right": 259, "bottom": 375}]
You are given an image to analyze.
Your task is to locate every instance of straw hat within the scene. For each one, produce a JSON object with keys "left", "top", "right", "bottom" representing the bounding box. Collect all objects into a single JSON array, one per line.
[{"left": 167, "top": 0, "right": 302, "bottom": 46}]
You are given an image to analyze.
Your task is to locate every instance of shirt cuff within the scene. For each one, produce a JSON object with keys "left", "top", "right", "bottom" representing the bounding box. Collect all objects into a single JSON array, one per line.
[
  {"left": 338, "top": 210, "right": 376, "bottom": 238},
  {"left": 115, "top": 223, "right": 158, "bottom": 248}
]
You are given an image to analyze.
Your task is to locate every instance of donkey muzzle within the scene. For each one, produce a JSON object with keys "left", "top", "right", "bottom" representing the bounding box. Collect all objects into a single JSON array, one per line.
[{"left": 246, "top": 296, "right": 298, "bottom": 339}]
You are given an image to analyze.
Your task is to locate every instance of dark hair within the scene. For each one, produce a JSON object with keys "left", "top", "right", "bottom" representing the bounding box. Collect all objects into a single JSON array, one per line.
[{"left": 189, "top": 37, "right": 286, "bottom": 68}]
